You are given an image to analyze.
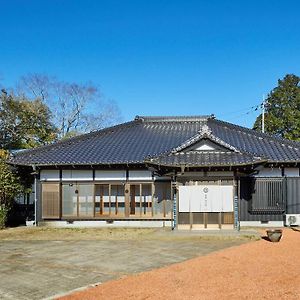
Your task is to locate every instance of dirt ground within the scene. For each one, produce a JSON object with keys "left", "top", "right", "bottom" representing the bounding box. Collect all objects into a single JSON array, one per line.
[
  {"left": 0, "top": 227, "right": 253, "bottom": 300},
  {"left": 61, "top": 228, "right": 300, "bottom": 300},
  {"left": 0, "top": 226, "right": 158, "bottom": 241}
]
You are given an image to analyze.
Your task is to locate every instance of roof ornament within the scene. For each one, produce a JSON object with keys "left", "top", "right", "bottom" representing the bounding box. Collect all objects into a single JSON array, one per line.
[{"left": 199, "top": 124, "right": 212, "bottom": 136}]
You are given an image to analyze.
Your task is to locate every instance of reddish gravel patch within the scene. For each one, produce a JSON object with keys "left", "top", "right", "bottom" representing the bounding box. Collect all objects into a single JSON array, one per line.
[{"left": 60, "top": 229, "right": 300, "bottom": 300}]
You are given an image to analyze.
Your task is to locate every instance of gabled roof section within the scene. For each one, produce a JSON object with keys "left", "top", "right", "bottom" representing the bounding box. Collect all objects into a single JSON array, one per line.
[{"left": 171, "top": 124, "right": 240, "bottom": 153}]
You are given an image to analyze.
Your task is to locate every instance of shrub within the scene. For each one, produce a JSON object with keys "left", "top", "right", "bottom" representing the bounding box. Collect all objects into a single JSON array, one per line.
[
  {"left": 0, "top": 151, "right": 22, "bottom": 229},
  {"left": 0, "top": 205, "right": 9, "bottom": 229}
]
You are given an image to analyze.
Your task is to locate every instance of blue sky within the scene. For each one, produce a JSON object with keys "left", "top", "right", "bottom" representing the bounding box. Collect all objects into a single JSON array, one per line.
[{"left": 1, "top": 0, "right": 300, "bottom": 128}]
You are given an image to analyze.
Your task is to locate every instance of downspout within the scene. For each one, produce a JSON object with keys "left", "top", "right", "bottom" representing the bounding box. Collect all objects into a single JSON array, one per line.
[
  {"left": 171, "top": 173, "right": 177, "bottom": 230},
  {"left": 32, "top": 165, "right": 38, "bottom": 226},
  {"left": 233, "top": 175, "right": 240, "bottom": 231},
  {"left": 172, "top": 185, "right": 177, "bottom": 230}
]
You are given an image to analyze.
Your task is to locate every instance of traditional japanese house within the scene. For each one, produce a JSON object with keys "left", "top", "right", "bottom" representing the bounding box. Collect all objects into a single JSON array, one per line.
[{"left": 9, "top": 115, "right": 300, "bottom": 229}]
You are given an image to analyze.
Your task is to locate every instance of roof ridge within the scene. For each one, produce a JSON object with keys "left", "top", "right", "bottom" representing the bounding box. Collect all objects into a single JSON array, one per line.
[{"left": 135, "top": 115, "right": 214, "bottom": 122}]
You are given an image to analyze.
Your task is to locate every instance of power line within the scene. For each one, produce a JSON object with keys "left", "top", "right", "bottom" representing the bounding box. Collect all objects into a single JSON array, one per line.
[{"left": 217, "top": 103, "right": 261, "bottom": 119}]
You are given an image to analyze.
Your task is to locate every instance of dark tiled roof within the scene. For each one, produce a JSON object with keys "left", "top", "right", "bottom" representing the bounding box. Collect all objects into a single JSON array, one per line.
[
  {"left": 146, "top": 151, "right": 264, "bottom": 167},
  {"left": 9, "top": 115, "right": 300, "bottom": 166},
  {"left": 208, "top": 119, "right": 300, "bottom": 162}
]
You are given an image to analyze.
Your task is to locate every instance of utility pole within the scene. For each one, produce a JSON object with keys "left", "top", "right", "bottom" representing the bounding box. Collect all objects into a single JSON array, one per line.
[{"left": 262, "top": 95, "right": 265, "bottom": 133}]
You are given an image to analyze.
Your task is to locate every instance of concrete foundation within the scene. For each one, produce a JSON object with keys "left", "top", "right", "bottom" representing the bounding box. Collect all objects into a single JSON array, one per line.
[
  {"left": 39, "top": 220, "right": 172, "bottom": 228},
  {"left": 240, "top": 221, "right": 284, "bottom": 227}
]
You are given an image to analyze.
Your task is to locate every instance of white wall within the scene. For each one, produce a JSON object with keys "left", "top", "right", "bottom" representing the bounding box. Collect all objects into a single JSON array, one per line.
[
  {"left": 194, "top": 144, "right": 215, "bottom": 150},
  {"left": 255, "top": 168, "right": 282, "bottom": 177},
  {"left": 95, "top": 170, "right": 126, "bottom": 181},
  {"left": 284, "top": 168, "right": 299, "bottom": 177},
  {"left": 129, "top": 170, "right": 152, "bottom": 181},
  {"left": 40, "top": 169, "right": 154, "bottom": 181},
  {"left": 62, "top": 170, "right": 93, "bottom": 181},
  {"left": 255, "top": 167, "right": 300, "bottom": 177},
  {"left": 40, "top": 170, "right": 60, "bottom": 181}
]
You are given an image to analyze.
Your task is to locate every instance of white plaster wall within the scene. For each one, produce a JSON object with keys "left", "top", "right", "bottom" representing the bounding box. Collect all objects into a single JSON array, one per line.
[
  {"left": 94, "top": 170, "right": 126, "bottom": 181},
  {"left": 194, "top": 144, "right": 215, "bottom": 150},
  {"left": 40, "top": 170, "right": 60, "bottom": 181},
  {"left": 129, "top": 170, "right": 152, "bottom": 181},
  {"left": 284, "top": 168, "right": 299, "bottom": 177},
  {"left": 62, "top": 170, "right": 93, "bottom": 181},
  {"left": 255, "top": 168, "right": 282, "bottom": 177}
]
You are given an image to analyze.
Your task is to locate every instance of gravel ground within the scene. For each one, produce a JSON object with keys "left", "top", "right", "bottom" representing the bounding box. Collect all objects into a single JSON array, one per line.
[{"left": 60, "top": 228, "right": 300, "bottom": 300}]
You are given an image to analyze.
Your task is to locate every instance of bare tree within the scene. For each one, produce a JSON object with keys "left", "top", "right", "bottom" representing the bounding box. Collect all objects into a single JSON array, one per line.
[
  {"left": 17, "top": 74, "right": 122, "bottom": 139},
  {"left": 17, "top": 74, "right": 52, "bottom": 102},
  {"left": 81, "top": 100, "right": 122, "bottom": 133}
]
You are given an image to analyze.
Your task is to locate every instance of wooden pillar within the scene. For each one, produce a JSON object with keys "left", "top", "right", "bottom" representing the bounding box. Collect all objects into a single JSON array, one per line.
[
  {"left": 130, "top": 185, "right": 135, "bottom": 215},
  {"left": 93, "top": 184, "right": 96, "bottom": 217},
  {"left": 124, "top": 183, "right": 130, "bottom": 217},
  {"left": 219, "top": 212, "right": 222, "bottom": 229},
  {"left": 151, "top": 183, "right": 155, "bottom": 217},
  {"left": 204, "top": 212, "right": 207, "bottom": 229},
  {"left": 189, "top": 211, "right": 193, "bottom": 230}
]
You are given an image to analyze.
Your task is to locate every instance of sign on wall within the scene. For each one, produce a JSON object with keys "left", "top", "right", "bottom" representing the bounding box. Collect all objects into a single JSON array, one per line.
[{"left": 179, "top": 185, "right": 233, "bottom": 212}]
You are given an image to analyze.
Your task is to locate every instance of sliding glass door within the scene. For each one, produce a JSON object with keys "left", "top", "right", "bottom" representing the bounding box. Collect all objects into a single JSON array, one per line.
[{"left": 62, "top": 184, "right": 93, "bottom": 217}]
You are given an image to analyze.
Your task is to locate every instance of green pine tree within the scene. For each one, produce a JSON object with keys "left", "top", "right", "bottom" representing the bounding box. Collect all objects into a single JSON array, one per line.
[{"left": 253, "top": 74, "right": 300, "bottom": 140}]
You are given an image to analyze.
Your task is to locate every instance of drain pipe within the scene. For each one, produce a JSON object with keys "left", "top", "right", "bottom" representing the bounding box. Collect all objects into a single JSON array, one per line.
[
  {"left": 171, "top": 175, "right": 177, "bottom": 230},
  {"left": 32, "top": 165, "right": 38, "bottom": 226},
  {"left": 172, "top": 187, "right": 177, "bottom": 230},
  {"left": 233, "top": 176, "right": 240, "bottom": 231}
]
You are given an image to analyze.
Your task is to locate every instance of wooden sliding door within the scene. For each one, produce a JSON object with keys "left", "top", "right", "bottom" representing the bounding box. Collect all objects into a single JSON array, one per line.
[{"left": 42, "top": 183, "right": 60, "bottom": 219}]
